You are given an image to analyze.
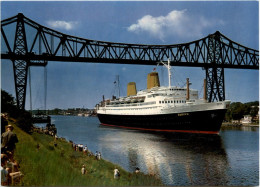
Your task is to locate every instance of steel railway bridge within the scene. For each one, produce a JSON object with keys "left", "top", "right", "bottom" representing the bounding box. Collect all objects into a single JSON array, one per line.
[{"left": 1, "top": 13, "right": 259, "bottom": 109}]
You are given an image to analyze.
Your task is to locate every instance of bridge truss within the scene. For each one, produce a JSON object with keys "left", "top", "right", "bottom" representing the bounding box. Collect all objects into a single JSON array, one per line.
[{"left": 1, "top": 13, "right": 259, "bottom": 109}]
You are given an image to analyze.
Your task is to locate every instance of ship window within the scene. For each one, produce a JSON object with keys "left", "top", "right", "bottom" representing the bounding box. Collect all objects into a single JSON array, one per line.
[
  {"left": 162, "top": 101, "right": 164, "bottom": 104},
  {"left": 171, "top": 101, "right": 173, "bottom": 103},
  {"left": 177, "top": 101, "right": 178, "bottom": 103},
  {"left": 159, "top": 101, "right": 161, "bottom": 104}
]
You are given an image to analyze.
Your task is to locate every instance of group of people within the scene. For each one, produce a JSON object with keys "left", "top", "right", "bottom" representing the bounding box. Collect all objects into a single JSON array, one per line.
[
  {"left": 32, "top": 124, "right": 57, "bottom": 137},
  {"left": 1, "top": 123, "right": 22, "bottom": 185},
  {"left": 71, "top": 141, "right": 142, "bottom": 180},
  {"left": 72, "top": 143, "right": 90, "bottom": 155},
  {"left": 71, "top": 142, "right": 103, "bottom": 161}
]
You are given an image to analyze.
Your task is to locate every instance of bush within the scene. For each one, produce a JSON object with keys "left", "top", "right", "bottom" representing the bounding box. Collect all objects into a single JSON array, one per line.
[{"left": 17, "top": 113, "right": 33, "bottom": 133}]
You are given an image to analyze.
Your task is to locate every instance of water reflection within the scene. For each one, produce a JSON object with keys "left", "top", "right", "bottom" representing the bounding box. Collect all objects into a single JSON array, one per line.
[
  {"left": 100, "top": 127, "right": 229, "bottom": 185},
  {"left": 127, "top": 148, "right": 138, "bottom": 171}
]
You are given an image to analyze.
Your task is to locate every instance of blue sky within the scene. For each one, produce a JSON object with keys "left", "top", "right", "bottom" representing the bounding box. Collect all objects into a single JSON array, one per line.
[{"left": 1, "top": 1, "right": 259, "bottom": 110}]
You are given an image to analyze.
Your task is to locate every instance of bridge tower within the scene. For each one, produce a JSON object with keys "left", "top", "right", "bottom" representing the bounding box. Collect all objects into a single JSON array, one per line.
[
  {"left": 206, "top": 31, "right": 225, "bottom": 102},
  {"left": 11, "top": 13, "right": 47, "bottom": 109},
  {"left": 12, "top": 13, "right": 29, "bottom": 109}
]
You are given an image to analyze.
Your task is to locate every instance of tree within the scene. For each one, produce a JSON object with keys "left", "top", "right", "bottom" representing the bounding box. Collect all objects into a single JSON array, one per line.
[
  {"left": 230, "top": 102, "right": 245, "bottom": 122},
  {"left": 1, "top": 90, "right": 16, "bottom": 113},
  {"left": 224, "top": 101, "right": 259, "bottom": 122},
  {"left": 250, "top": 106, "right": 259, "bottom": 118},
  {"left": 1, "top": 89, "right": 33, "bottom": 133}
]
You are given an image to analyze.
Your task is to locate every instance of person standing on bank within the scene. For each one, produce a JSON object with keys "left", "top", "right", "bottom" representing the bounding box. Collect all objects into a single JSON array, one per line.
[
  {"left": 98, "top": 152, "right": 101, "bottom": 160},
  {"left": 114, "top": 168, "right": 120, "bottom": 179},
  {"left": 95, "top": 151, "right": 98, "bottom": 160},
  {"left": 1, "top": 125, "right": 19, "bottom": 155},
  {"left": 81, "top": 165, "right": 86, "bottom": 175}
]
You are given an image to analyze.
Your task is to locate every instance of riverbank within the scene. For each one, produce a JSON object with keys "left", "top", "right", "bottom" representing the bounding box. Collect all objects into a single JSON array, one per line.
[
  {"left": 222, "top": 122, "right": 259, "bottom": 127},
  {"left": 9, "top": 118, "right": 162, "bottom": 186}
]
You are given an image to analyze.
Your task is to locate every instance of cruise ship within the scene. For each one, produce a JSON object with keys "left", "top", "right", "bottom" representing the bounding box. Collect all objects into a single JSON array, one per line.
[{"left": 96, "top": 60, "right": 230, "bottom": 134}]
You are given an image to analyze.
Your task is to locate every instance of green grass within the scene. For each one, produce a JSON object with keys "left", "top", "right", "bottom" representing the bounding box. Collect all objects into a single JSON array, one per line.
[{"left": 10, "top": 119, "right": 162, "bottom": 186}]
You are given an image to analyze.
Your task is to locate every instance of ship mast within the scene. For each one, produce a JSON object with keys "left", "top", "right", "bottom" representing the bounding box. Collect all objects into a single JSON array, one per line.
[
  {"left": 158, "top": 59, "right": 172, "bottom": 88},
  {"left": 116, "top": 75, "right": 120, "bottom": 98}
]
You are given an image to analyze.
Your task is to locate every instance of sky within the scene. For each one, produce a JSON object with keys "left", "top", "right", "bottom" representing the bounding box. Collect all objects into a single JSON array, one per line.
[{"left": 1, "top": 1, "right": 259, "bottom": 110}]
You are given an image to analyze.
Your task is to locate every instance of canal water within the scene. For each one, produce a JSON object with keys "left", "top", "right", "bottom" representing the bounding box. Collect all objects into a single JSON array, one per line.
[{"left": 37, "top": 115, "right": 259, "bottom": 186}]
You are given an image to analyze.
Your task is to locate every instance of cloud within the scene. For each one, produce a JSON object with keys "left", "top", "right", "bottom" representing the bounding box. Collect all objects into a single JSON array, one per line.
[
  {"left": 127, "top": 9, "right": 225, "bottom": 41},
  {"left": 46, "top": 20, "right": 79, "bottom": 30}
]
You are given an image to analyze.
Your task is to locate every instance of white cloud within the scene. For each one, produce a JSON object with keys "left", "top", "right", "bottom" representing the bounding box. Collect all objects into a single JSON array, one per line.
[
  {"left": 127, "top": 9, "right": 225, "bottom": 41},
  {"left": 47, "top": 20, "right": 79, "bottom": 30}
]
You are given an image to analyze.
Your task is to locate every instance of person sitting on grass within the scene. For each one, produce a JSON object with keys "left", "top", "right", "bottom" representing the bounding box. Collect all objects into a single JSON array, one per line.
[
  {"left": 135, "top": 167, "right": 140, "bottom": 174},
  {"left": 1, "top": 154, "right": 9, "bottom": 186}
]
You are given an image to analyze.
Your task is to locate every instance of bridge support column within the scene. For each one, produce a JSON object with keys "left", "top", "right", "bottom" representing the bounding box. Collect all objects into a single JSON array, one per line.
[
  {"left": 206, "top": 31, "right": 225, "bottom": 102},
  {"left": 205, "top": 67, "right": 225, "bottom": 102},
  {"left": 12, "top": 13, "right": 29, "bottom": 109}
]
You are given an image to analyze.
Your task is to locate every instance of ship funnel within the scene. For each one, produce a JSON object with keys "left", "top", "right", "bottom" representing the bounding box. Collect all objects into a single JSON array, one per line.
[
  {"left": 127, "top": 82, "right": 137, "bottom": 96},
  {"left": 203, "top": 79, "right": 207, "bottom": 101},
  {"left": 147, "top": 72, "right": 160, "bottom": 89},
  {"left": 186, "top": 78, "right": 190, "bottom": 100}
]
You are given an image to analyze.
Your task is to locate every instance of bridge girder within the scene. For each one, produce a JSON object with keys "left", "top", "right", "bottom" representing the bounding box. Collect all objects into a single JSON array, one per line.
[{"left": 1, "top": 13, "right": 259, "bottom": 109}]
